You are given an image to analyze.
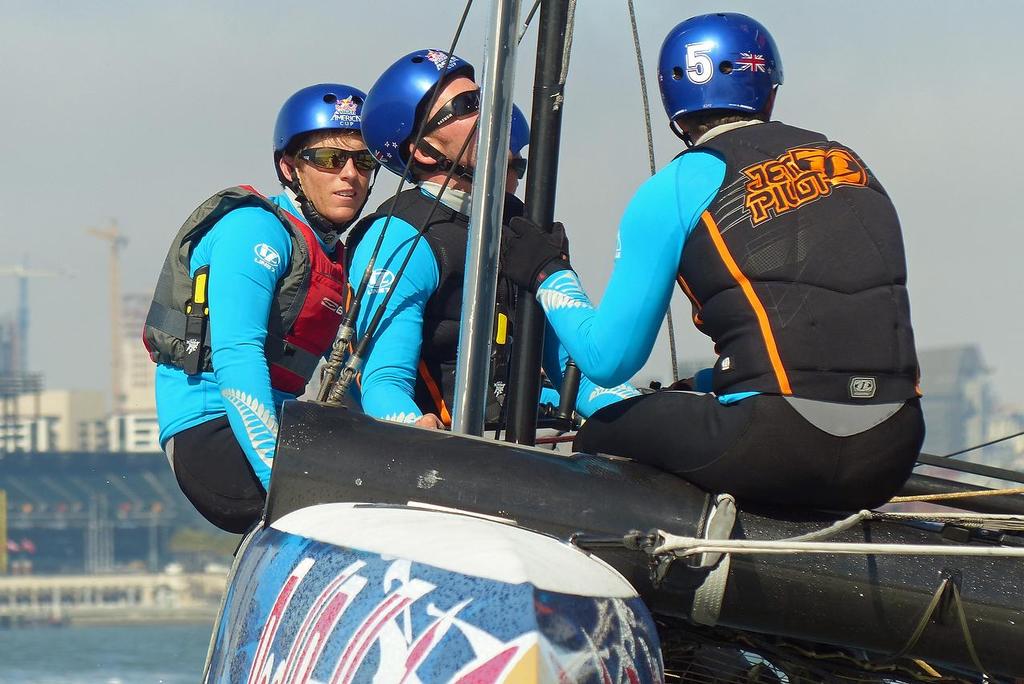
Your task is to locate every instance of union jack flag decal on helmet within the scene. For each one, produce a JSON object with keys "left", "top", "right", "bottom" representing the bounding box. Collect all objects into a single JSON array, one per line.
[{"left": 735, "top": 53, "right": 767, "bottom": 73}]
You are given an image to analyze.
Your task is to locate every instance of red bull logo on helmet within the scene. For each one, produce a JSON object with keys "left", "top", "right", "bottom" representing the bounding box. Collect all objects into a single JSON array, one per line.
[
  {"left": 425, "top": 49, "right": 459, "bottom": 71},
  {"left": 331, "top": 96, "right": 361, "bottom": 125}
]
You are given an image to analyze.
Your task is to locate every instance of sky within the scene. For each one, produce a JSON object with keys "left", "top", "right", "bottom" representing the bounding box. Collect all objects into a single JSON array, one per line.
[{"left": 1, "top": 0, "right": 1022, "bottom": 407}]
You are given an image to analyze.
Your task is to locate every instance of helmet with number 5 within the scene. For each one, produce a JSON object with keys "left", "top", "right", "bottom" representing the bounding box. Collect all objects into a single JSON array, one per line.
[{"left": 658, "top": 13, "right": 783, "bottom": 126}]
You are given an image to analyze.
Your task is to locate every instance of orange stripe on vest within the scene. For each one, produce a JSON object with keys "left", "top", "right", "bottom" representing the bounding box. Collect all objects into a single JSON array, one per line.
[{"left": 700, "top": 211, "right": 792, "bottom": 395}]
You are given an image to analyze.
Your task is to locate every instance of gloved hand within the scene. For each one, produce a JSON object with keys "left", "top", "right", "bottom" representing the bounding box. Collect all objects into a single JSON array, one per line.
[{"left": 503, "top": 216, "right": 573, "bottom": 292}]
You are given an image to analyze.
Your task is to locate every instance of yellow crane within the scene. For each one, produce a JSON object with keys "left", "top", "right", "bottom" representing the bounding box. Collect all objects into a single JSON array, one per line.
[{"left": 88, "top": 221, "right": 128, "bottom": 416}]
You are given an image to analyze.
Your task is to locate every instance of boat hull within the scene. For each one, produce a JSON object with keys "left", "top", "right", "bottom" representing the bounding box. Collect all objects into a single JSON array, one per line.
[
  {"left": 205, "top": 504, "right": 664, "bottom": 683},
  {"left": 268, "top": 402, "right": 1024, "bottom": 678}
]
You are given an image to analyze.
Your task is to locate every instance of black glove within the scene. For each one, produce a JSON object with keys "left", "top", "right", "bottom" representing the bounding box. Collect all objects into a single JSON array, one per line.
[{"left": 503, "top": 216, "right": 573, "bottom": 292}]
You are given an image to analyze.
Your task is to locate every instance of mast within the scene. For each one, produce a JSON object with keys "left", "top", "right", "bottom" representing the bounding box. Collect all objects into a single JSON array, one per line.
[
  {"left": 505, "top": 0, "right": 571, "bottom": 444},
  {"left": 450, "top": 0, "right": 522, "bottom": 435}
]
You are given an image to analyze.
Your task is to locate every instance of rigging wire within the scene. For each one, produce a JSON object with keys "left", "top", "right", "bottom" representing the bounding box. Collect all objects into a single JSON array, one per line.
[
  {"left": 517, "top": 0, "right": 540, "bottom": 43},
  {"left": 326, "top": 122, "right": 479, "bottom": 404},
  {"left": 318, "top": 0, "right": 475, "bottom": 403},
  {"left": 626, "top": 0, "right": 679, "bottom": 382},
  {"left": 931, "top": 429, "right": 1024, "bottom": 461}
]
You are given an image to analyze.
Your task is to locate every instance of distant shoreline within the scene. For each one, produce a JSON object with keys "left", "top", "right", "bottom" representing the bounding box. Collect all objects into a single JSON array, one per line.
[{"left": 0, "top": 571, "right": 224, "bottom": 628}]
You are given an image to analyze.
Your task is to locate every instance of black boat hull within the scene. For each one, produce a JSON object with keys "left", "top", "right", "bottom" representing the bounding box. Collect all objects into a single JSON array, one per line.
[{"left": 270, "top": 401, "right": 1024, "bottom": 678}]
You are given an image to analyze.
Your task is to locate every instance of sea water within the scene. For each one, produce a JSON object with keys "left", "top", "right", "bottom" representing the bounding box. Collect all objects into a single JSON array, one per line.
[{"left": 0, "top": 622, "right": 212, "bottom": 684}]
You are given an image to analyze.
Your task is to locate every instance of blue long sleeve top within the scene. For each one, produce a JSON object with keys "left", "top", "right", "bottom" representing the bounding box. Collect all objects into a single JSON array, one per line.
[
  {"left": 349, "top": 188, "right": 638, "bottom": 423},
  {"left": 155, "top": 193, "right": 327, "bottom": 488},
  {"left": 535, "top": 148, "right": 757, "bottom": 404}
]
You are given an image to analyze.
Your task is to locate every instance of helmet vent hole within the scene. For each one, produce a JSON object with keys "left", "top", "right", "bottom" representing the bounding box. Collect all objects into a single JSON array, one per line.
[
  {"left": 412, "top": 56, "right": 425, "bottom": 63},
  {"left": 323, "top": 94, "right": 338, "bottom": 104},
  {"left": 719, "top": 61, "right": 733, "bottom": 74},
  {"left": 672, "top": 66, "right": 684, "bottom": 81}
]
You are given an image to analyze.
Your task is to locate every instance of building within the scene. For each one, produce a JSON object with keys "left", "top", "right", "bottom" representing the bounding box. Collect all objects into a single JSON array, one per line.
[
  {"left": 106, "top": 413, "right": 161, "bottom": 453},
  {"left": 918, "top": 345, "right": 991, "bottom": 457},
  {"left": 0, "top": 316, "right": 16, "bottom": 375},
  {"left": 121, "top": 293, "right": 156, "bottom": 414},
  {"left": 1, "top": 390, "right": 108, "bottom": 453}
]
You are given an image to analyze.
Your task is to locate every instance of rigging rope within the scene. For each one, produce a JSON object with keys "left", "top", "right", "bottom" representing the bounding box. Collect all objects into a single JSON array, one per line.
[
  {"left": 556, "top": 0, "right": 577, "bottom": 96},
  {"left": 889, "top": 486, "right": 1024, "bottom": 503},
  {"left": 651, "top": 533, "right": 1024, "bottom": 559},
  {"left": 626, "top": 0, "right": 679, "bottom": 382}
]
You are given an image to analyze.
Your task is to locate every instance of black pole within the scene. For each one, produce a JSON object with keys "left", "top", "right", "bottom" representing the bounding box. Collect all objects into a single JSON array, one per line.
[{"left": 505, "top": 0, "right": 570, "bottom": 445}]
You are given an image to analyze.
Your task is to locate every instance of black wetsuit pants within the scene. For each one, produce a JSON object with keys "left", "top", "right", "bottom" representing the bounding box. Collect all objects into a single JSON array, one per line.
[
  {"left": 166, "top": 416, "right": 266, "bottom": 533},
  {"left": 574, "top": 392, "right": 925, "bottom": 510}
]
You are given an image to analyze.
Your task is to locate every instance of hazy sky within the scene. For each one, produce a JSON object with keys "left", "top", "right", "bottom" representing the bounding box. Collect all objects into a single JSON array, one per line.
[{"left": 2, "top": 1, "right": 1022, "bottom": 406}]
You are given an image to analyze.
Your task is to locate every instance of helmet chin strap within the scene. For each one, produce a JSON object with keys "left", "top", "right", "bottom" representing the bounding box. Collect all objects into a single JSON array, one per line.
[
  {"left": 414, "top": 140, "right": 475, "bottom": 183},
  {"left": 670, "top": 119, "right": 695, "bottom": 148}
]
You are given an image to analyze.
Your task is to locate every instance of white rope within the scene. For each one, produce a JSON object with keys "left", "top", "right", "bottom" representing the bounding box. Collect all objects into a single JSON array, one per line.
[{"left": 652, "top": 532, "right": 1024, "bottom": 559}]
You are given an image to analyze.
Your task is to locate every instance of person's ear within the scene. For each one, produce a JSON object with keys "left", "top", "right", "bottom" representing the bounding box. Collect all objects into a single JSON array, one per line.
[
  {"left": 410, "top": 143, "right": 437, "bottom": 166},
  {"left": 279, "top": 155, "right": 297, "bottom": 183}
]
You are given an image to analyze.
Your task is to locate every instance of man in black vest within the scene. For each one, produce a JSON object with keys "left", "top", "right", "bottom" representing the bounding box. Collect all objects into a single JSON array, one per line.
[
  {"left": 348, "top": 49, "right": 639, "bottom": 428},
  {"left": 503, "top": 13, "right": 924, "bottom": 510}
]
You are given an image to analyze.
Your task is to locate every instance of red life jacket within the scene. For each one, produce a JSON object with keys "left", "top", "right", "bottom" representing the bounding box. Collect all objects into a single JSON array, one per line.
[{"left": 143, "top": 185, "right": 347, "bottom": 395}]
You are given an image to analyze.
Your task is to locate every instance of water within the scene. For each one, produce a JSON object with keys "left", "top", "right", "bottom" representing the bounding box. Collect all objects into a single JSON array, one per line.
[{"left": 0, "top": 622, "right": 213, "bottom": 684}]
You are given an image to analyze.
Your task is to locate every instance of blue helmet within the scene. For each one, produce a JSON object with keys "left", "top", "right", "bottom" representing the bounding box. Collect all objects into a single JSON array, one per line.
[
  {"left": 658, "top": 13, "right": 783, "bottom": 124},
  {"left": 510, "top": 104, "right": 530, "bottom": 157},
  {"left": 361, "top": 49, "right": 475, "bottom": 178},
  {"left": 273, "top": 83, "right": 367, "bottom": 183}
]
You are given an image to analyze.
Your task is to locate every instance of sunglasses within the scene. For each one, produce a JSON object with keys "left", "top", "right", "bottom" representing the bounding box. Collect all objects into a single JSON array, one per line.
[
  {"left": 508, "top": 157, "right": 527, "bottom": 180},
  {"left": 423, "top": 90, "right": 481, "bottom": 135},
  {"left": 297, "top": 147, "right": 377, "bottom": 172}
]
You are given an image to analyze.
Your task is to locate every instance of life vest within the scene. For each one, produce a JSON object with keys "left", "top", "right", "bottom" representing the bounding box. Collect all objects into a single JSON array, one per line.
[
  {"left": 143, "top": 185, "right": 347, "bottom": 395},
  {"left": 677, "top": 122, "right": 920, "bottom": 403},
  {"left": 348, "top": 189, "right": 521, "bottom": 426}
]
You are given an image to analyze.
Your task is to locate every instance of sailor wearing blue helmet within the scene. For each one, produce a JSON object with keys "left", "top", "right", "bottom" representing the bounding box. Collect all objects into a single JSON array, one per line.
[
  {"left": 348, "top": 50, "right": 639, "bottom": 429},
  {"left": 146, "top": 84, "right": 375, "bottom": 532},
  {"left": 506, "top": 104, "right": 530, "bottom": 195},
  {"left": 504, "top": 13, "right": 923, "bottom": 510}
]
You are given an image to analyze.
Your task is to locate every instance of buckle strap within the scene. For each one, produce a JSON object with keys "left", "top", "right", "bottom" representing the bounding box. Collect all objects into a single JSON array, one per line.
[
  {"left": 265, "top": 336, "right": 321, "bottom": 381},
  {"left": 145, "top": 301, "right": 212, "bottom": 351}
]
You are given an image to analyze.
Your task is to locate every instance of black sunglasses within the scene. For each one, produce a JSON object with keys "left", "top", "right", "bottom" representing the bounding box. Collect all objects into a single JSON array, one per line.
[
  {"left": 508, "top": 157, "right": 527, "bottom": 180},
  {"left": 423, "top": 90, "right": 481, "bottom": 135},
  {"left": 297, "top": 147, "right": 377, "bottom": 172}
]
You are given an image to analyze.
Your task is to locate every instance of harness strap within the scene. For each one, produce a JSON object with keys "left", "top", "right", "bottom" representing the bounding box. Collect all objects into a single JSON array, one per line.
[{"left": 265, "top": 338, "right": 322, "bottom": 382}]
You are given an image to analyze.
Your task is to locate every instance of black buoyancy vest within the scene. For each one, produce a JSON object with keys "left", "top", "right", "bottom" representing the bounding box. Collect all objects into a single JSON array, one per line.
[
  {"left": 348, "top": 189, "right": 521, "bottom": 425},
  {"left": 677, "top": 122, "right": 919, "bottom": 403}
]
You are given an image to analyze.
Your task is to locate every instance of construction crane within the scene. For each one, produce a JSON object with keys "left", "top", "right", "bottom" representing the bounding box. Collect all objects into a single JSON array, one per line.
[
  {"left": 88, "top": 221, "right": 128, "bottom": 416},
  {"left": 0, "top": 259, "right": 62, "bottom": 374}
]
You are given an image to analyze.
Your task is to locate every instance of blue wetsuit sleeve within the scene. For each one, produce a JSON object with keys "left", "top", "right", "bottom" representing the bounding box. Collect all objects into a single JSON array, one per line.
[
  {"left": 535, "top": 153, "right": 725, "bottom": 387},
  {"left": 200, "top": 207, "right": 292, "bottom": 490},
  {"left": 351, "top": 217, "right": 439, "bottom": 423},
  {"left": 540, "top": 324, "right": 639, "bottom": 418}
]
